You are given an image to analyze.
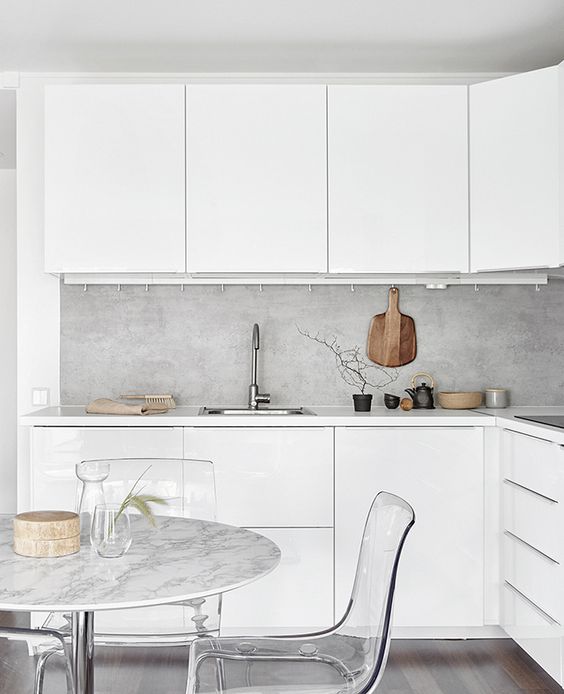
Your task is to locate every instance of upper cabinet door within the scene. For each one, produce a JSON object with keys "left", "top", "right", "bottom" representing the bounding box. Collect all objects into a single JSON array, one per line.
[
  {"left": 186, "top": 85, "right": 327, "bottom": 273},
  {"left": 44, "top": 85, "right": 186, "bottom": 273},
  {"left": 328, "top": 86, "right": 469, "bottom": 274},
  {"left": 469, "top": 67, "right": 561, "bottom": 272}
]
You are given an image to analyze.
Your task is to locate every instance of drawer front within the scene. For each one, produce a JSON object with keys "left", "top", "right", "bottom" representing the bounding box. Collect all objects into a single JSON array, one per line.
[
  {"left": 503, "top": 479, "right": 561, "bottom": 562},
  {"left": 502, "top": 429, "right": 563, "bottom": 500},
  {"left": 221, "top": 528, "right": 334, "bottom": 634},
  {"left": 31, "top": 427, "right": 183, "bottom": 511},
  {"left": 503, "top": 532, "right": 562, "bottom": 623},
  {"left": 502, "top": 582, "right": 561, "bottom": 685},
  {"left": 184, "top": 428, "right": 333, "bottom": 527}
]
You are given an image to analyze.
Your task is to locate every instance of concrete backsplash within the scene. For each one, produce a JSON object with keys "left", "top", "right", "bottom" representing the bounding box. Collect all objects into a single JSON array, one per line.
[{"left": 60, "top": 282, "right": 564, "bottom": 407}]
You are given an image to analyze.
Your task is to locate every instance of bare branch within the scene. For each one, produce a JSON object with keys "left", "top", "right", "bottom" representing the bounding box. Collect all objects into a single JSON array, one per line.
[{"left": 297, "top": 325, "right": 399, "bottom": 395}]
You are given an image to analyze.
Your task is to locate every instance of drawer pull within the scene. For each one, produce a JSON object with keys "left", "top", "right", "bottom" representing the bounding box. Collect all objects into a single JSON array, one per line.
[
  {"left": 504, "top": 581, "right": 561, "bottom": 626},
  {"left": 503, "top": 478, "right": 558, "bottom": 505},
  {"left": 504, "top": 530, "right": 559, "bottom": 565},
  {"left": 503, "top": 427, "right": 555, "bottom": 444}
]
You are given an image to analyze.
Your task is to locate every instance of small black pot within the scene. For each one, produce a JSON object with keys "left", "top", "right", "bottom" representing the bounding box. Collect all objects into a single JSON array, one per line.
[
  {"left": 353, "top": 394, "right": 373, "bottom": 412},
  {"left": 384, "top": 393, "right": 400, "bottom": 409}
]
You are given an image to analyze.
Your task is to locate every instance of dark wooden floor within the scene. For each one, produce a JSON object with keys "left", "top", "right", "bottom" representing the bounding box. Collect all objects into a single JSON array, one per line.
[{"left": 0, "top": 613, "right": 561, "bottom": 693}]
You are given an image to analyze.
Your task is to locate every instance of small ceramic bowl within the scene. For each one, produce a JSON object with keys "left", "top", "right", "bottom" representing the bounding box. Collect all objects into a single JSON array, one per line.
[{"left": 384, "top": 393, "right": 400, "bottom": 409}]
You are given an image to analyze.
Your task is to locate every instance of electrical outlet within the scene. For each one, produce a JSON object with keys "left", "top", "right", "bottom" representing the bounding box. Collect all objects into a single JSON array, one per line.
[{"left": 32, "top": 388, "right": 50, "bottom": 407}]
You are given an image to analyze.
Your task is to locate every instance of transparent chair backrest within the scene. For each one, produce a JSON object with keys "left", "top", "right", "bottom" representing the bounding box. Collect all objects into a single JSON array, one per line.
[
  {"left": 336, "top": 491, "right": 415, "bottom": 693},
  {"left": 77, "top": 458, "right": 216, "bottom": 521}
]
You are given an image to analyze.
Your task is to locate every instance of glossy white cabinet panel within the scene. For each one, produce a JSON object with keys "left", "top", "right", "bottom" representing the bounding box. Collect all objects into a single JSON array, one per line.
[
  {"left": 502, "top": 429, "right": 564, "bottom": 501},
  {"left": 335, "top": 427, "right": 484, "bottom": 627},
  {"left": 328, "top": 85, "right": 468, "bottom": 273},
  {"left": 221, "top": 528, "right": 333, "bottom": 633},
  {"left": 470, "top": 67, "right": 560, "bottom": 271},
  {"left": 183, "top": 427, "right": 333, "bottom": 527},
  {"left": 44, "top": 85, "right": 186, "bottom": 273},
  {"left": 30, "top": 427, "right": 183, "bottom": 511},
  {"left": 186, "top": 85, "right": 327, "bottom": 273},
  {"left": 503, "top": 582, "right": 561, "bottom": 685},
  {"left": 503, "top": 532, "right": 562, "bottom": 624},
  {"left": 503, "top": 480, "right": 561, "bottom": 563}
]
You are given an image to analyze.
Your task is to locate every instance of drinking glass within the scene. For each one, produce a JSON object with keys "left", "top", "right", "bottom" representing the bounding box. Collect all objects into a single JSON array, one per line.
[{"left": 90, "top": 504, "right": 132, "bottom": 558}]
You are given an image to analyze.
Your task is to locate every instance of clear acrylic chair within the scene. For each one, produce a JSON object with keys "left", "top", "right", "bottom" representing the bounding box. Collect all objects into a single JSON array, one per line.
[
  {"left": 186, "top": 491, "right": 415, "bottom": 694},
  {"left": 0, "top": 626, "right": 73, "bottom": 694},
  {"left": 42, "top": 458, "right": 220, "bottom": 646}
]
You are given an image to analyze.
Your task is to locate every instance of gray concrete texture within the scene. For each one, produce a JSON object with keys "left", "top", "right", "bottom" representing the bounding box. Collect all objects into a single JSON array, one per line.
[{"left": 60, "top": 282, "right": 564, "bottom": 407}]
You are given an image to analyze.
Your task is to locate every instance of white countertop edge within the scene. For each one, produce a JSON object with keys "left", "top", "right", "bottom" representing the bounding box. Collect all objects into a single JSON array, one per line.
[{"left": 20, "top": 405, "right": 497, "bottom": 427}]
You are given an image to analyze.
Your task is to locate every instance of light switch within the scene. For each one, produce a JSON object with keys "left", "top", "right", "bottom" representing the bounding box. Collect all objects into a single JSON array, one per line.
[{"left": 32, "top": 388, "right": 50, "bottom": 407}]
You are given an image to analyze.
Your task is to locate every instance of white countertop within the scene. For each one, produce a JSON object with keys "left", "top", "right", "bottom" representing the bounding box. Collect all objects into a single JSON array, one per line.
[{"left": 21, "top": 405, "right": 497, "bottom": 427}]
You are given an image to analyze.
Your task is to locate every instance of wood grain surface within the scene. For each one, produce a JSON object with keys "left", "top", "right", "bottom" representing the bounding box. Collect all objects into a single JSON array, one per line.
[{"left": 367, "top": 287, "right": 417, "bottom": 367}]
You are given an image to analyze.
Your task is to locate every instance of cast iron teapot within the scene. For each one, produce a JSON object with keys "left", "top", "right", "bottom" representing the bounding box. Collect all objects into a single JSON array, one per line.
[{"left": 405, "top": 372, "right": 435, "bottom": 409}]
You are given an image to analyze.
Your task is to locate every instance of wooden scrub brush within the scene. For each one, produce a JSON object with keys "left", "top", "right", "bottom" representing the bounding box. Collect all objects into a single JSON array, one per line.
[{"left": 120, "top": 394, "right": 176, "bottom": 410}]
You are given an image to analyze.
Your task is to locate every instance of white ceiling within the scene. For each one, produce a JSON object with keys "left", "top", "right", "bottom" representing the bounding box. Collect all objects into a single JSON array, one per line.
[
  {"left": 0, "top": 0, "right": 563, "bottom": 73},
  {"left": 0, "top": 91, "right": 15, "bottom": 169}
]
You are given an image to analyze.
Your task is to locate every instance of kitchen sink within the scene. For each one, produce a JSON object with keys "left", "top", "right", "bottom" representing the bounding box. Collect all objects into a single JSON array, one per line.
[{"left": 200, "top": 407, "right": 315, "bottom": 416}]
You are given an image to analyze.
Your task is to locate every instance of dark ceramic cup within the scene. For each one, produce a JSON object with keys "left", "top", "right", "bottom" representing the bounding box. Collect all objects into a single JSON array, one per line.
[{"left": 384, "top": 393, "right": 400, "bottom": 409}]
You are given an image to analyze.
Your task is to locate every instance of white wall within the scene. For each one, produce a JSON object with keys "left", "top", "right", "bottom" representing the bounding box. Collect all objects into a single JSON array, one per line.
[{"left": 0, "top": 169, "right": 16, "bottom": 512}]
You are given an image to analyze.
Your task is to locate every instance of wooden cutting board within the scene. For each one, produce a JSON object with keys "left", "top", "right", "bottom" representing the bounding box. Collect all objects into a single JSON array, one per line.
[{"left": 367, "top": 287, "right": 417, "bottom": 367}]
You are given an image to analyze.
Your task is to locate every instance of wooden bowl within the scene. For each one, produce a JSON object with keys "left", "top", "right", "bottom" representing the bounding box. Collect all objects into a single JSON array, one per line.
[{"left": 438, "top": 391, "right": 483, "bottom": 410}]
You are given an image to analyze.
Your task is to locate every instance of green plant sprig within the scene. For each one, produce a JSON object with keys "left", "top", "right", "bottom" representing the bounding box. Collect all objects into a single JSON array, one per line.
[{"left": 115, "top": 466, "right": 168, "bottom": 527}]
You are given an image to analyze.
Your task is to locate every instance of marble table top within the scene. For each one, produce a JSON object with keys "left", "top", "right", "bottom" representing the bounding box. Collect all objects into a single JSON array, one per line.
[{"left": 0, "top": 515, "right": 281, "bottom": 612}]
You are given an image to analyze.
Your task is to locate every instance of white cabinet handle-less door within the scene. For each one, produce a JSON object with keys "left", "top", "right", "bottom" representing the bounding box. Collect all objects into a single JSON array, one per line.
[
  {"left": 185, "top": 85, "right": 327, "bottom": 273},
  {"left": 44, "top": 84, "right": 186, "bottom": 273},
  {"left": 328, "top": 85, "right": 469, "bottom": 274},
  {"left": 335, "top": 427, "right": 484, "bottom": 630},
  {"left": 469, "top": 66, "right": 561, "bottom": 272}
]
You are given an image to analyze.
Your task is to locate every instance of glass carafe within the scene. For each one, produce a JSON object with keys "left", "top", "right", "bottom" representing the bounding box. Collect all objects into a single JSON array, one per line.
[{"left": 76, "top": 460, "right": 110, "bottom": 543}]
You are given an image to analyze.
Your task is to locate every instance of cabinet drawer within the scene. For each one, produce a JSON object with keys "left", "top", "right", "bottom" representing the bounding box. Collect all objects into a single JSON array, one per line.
[
  {"left": 503, "top": 532, "right": 562, "bottom": 623},
  {"left": 184, "top": 428, "right": 333, "bottom": 527},
  {"left": 502, "top": 582, "right": 561, "bottom": 685},
  {"left": 30, "top": 427, "right": 183, "bottom": 511},
  {"left": 221, "top": 528, "right": 334, "bottom": 634},
  {"left": 503, "top": 479, "right": 561, "bottom": 562},
  {"left": 502, "top": 429, "right": 563, "bottom": 500}
]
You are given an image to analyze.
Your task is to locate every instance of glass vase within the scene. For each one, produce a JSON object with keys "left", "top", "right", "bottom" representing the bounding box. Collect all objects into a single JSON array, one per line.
[
  {"left": 90, "top": 504, "right": 132, "bottom": 558},
  {"left": 76, "top": 460, "right": 110, "bottom": 542}
]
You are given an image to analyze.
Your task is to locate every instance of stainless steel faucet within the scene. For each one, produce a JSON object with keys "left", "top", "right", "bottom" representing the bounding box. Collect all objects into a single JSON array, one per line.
[{"left": 248, "top": 323, "right": 270, "bottom": 410}]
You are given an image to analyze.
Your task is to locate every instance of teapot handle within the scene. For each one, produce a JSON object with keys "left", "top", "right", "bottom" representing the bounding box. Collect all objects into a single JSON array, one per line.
[{"left": 411, "top": 372, "right": 435, "bottom": 389}]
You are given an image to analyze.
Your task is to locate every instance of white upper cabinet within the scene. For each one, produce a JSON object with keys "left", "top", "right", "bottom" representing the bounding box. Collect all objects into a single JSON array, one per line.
[
  {"left": 185, "top": 85, "right": 327, "bottom": 273},
  {"left": 328, "top": 85, "right": 469, "bottom": 274},
  {"left": 469, "top": 66, "right": 562, "bottom": 271},
  {"left": 44, "top": 84, "right": 186, "bottom": 273}
]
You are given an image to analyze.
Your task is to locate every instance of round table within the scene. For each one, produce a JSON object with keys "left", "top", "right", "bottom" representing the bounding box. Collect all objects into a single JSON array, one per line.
[{"left": 0, "top": 515, "right": 281, "bottom": 694}]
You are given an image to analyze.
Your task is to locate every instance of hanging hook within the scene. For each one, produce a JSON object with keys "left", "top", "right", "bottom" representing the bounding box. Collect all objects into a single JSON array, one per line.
[
  {"left": 308, "top": 284, "right": 312, "bottom": 293},
  {"left": 535, "top": 284, "right": 541, "bottom": 292},
  {"left": 145, "top": 284, "right": 149, "bottom": 292},
  {"left": 117, "top": 283, "right": 121, "bottom": 292},
  {"left": 221, "top": 284, "right": 224, "bottom": 292},
  {"left": 259, "top": 284, "right": 263, "bottom": 292},
  {"left": 350, "top": 284, "right": 355, "bottom": 292},
  {"left": 83, "top": 284, "right": 87, "bottom": 292},
  {"left": 474, "top": 284, "right": 479, "bottom": 292},
  {"left": 180, "top": 284, "right": 184, "bottom": 292}
]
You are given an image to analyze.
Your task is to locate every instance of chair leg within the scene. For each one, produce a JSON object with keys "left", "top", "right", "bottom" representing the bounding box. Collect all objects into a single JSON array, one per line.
[
  {"left": 34, "top": 643, "right": 74, "bottom": 694},
  {"left": 34, "top": 649, "right": 58, "bottom": 694}
]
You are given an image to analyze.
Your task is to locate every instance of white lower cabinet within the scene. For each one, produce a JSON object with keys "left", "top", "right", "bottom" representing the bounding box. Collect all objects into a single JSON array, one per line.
[
  {"left": 500, "top": 428, "right": 564, "bottom": 685},
  {"left": 183, "top": 427, "right": 333, "bottom": 527},
  {"left": 335, "top": 427, "right": 484, "bottom": 628},
  {"left": 29, "top": 427, "right": 183, "bottom": 511},
  {"left": 503, "top": 582, "right": 562, "bottom": 685},
  {"left": 221, "top": 528, "right": 334, "bottom": 634},
  {"left": 184, "top": 427, "right": 334, "bottom": 632}
]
